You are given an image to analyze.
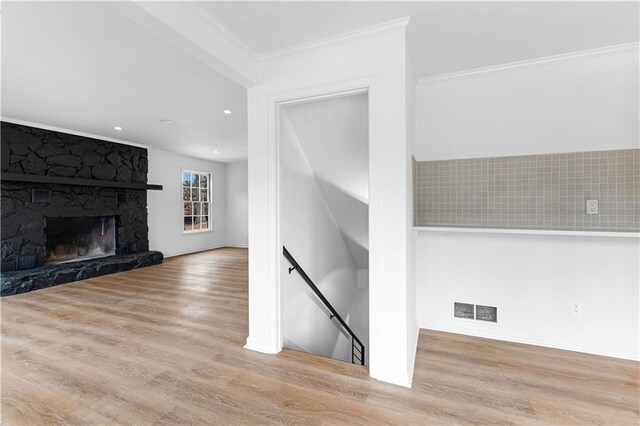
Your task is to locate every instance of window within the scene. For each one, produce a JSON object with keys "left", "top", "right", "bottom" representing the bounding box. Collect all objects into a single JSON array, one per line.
[{"left": 182, "top": 170, "right": 211, "bottom": 232}]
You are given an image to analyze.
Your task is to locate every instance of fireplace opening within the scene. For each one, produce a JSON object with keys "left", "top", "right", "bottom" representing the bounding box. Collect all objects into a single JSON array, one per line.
[{"left": 45, "top": 216, "right": 116, "bottom": 264}]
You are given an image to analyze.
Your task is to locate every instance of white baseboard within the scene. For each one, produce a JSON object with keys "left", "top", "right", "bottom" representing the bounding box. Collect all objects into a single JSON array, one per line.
[
  {"left": 406, "top": 325, "right": 420, "bottom": 387},
  {"left": 162, "top": 244, "right": 248, "bottom": 258},
  {"left": 244, "top": 336, "right": 281, "bottom": 354},
  {"left": 419, "top": 319, "right": 640, "bottom": 362},
  {"left": 225, "top": 243, "right": 248, "bottom": 248},
  {"left": 163, "top": 244, "right": 226, "bottom": 258},
  {"left": 370, "top": 366, "right": 413, "bottom": 388}
]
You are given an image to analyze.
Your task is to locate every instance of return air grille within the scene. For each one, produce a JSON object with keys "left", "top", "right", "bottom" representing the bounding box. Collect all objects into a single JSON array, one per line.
[
  {"left": 31, "top": 189, "right": 51, "bottom": 203},
  {"left": 454, "top": 302, "right": 474, "bottom": 319},
  {"left": 454, "top": 302, "right": 498, "bottom": 323},
  {"left": 476, "top": 305, "right": 498, "bottom": 322}
]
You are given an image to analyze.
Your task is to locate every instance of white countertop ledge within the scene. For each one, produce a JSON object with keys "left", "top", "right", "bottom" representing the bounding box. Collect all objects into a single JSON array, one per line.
[{"left": 413, "top": 226, "right": 640, "bottom": 238}]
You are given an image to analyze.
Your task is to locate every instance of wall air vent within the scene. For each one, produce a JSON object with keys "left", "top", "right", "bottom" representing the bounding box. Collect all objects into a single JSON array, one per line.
[
  {"left": 16, "top": 254, "right": 37, "bottom": 270},
  {"left": 31, "top": 189, "right": 51, "bottom": 203},
  {"left": 454, "top": 302, "right": 498, "bottom": 323},
  {"left": 476, "top": 305, "right": 498, "bottom": 322},
  {"left": 454, "top": 302, "right": 475, "bottom": 319}
]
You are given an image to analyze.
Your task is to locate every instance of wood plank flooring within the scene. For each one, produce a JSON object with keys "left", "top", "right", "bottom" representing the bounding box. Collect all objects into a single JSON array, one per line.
[{"left": 2, "top": 247, "right": 638, "bottom": 425}]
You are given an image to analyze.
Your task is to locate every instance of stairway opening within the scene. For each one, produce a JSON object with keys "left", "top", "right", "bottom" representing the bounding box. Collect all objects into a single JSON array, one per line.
[{"left": 279, "top": 91, "right": 369, "bottom": 365}]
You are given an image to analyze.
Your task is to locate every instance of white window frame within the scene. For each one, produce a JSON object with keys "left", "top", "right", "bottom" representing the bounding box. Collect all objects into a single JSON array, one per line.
[{"left": 182, "top": 169, "right": 212, "bottom": 234}]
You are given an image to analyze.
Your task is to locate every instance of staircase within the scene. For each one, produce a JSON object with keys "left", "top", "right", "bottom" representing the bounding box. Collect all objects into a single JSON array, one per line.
[{"left": 283, "top": 246, "right": 365, "bottom": 366}]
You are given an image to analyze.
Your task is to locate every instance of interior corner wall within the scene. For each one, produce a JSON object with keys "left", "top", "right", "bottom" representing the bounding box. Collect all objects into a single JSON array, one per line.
[
  {"left": 225, "top": 160, "right": 248, "bottom": 247},
  {"left": 246, "top": 25, "right": 415, "bottom": 386},
  {"left": 414, "top": 46, "right": 640, "bottom": 360},
  {"left": 147, "top": 149, "right": 227, "bottom": 257}
]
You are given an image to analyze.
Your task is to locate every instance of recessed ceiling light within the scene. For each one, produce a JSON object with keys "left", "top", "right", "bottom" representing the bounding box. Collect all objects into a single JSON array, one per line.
[
  {"left": 222, "top": 109, "right": 232, "bottom": 115},
  {"left": 160, "top": 119, "right": 172, "bottom": 124},
  {"left": 113, "top": 126, "right": 122, "bottom": 131},
  {"left": 214, "top": 150, "right": 219, "bottom": 154}
]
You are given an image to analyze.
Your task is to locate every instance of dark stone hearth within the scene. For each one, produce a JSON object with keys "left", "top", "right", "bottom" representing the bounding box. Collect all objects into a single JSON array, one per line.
[
  {"left": 1, "top": 121, "right": 161, "bottom": 294},
  {"left": 1, "top": 251, "right": 163, "bottom": 296}
]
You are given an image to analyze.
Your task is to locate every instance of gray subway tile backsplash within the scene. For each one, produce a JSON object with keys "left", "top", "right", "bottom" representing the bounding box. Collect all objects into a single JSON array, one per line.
[{"left": 414, "top": 149, "right": 640, "bottom": 232}]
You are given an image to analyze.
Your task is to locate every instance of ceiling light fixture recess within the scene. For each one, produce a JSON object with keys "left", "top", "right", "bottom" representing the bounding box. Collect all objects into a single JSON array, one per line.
[
  {"left": 222, "top": 109, "right": 232, "bottom": 115},
  {"left": 214, "top": 150, "right": 219, "bottom": 154},
  {"left": 160, "top": 119, "right": 172, "bottom": 124},
  {"left": 113, "top": 126, "right": 123, "bottom": 131}
]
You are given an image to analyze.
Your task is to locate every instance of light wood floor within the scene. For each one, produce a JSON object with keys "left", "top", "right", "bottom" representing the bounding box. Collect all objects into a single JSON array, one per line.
[{"left": 2, "top": 248, "right": 638, "bottom": 425}]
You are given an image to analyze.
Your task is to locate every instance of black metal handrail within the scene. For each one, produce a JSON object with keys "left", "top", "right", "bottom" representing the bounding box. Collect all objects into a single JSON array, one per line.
[{"left": 283, "top": 246, "right": 365, "bottom": 366}]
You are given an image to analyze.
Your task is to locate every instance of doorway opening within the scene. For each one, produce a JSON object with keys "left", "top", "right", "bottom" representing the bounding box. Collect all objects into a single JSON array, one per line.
[{"left": 279, "top": 91, "right": 369, "bottom": 365}]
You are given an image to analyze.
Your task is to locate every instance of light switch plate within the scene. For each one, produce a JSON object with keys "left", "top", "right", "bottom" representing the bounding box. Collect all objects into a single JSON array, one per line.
[{"left": 586, "top": 199, "right": 599, "bottom": 215}]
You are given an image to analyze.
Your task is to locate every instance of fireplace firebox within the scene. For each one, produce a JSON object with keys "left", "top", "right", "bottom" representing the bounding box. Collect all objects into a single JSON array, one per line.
[{"left": 45, "top": 216, "right": 116, "bottom": 264}]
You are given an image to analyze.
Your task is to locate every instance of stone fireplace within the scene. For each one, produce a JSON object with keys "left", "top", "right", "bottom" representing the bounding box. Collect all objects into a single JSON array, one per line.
[{"left": 1, "top": 121, "right": 163, "bottom": 296}]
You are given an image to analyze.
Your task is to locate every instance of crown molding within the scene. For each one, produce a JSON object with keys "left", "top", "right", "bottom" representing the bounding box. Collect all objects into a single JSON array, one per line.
[
  {"left": 417, "top": 41, "right": 639, "bottom": 86},
  {"left": 260, "top": 17, "right": 411, "bottom": 62},
  {"left": 178, "top": 1, "right": 261, "bottom": 63},
  {"left": 1, "top": 117, "right": 150, "bottom": 149}
]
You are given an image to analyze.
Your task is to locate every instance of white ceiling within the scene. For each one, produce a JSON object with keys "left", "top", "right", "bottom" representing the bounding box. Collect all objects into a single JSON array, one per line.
[
  {"left": 1, "top": 1, "right": 248, "bottom": 162},
  {"left": 198, "top": 1, "right": 640, "bottom": 77},
  {"left": 2, "top": 2, "right": 637, "bottom": 163}
]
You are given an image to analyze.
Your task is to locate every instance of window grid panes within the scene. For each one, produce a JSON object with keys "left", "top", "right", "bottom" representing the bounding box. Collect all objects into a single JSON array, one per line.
[{"left": 182, "top": 171, "right": 211, "bottom": 232}]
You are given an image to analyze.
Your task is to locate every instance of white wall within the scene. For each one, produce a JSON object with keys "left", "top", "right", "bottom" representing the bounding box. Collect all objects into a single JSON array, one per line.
[
  {"left": 405, "top": 39, "right": 418, "bottom": 376},
  {"left": 280, "top": 110, "right": 365, "bottom": 363},
  {"left": 284, "top": 94, "right": 369, "bottom": 269},
  {"left": 417, "top": 232, "right": 639, "bottom": 360},
  {"left": 416, "top": 45, "right": 639, "bottom": 160},
  {"left": 147, "top": 149, "right": 227, "bottom": 257},
  {"left": 225, "top": 161, "right": 248, "bottom": 247},
  {"left": 246, "top": 21, "right": 416, "bottom": 387},
  {"left": 415, "top": 46, "right": 640, "bottom": 360}
]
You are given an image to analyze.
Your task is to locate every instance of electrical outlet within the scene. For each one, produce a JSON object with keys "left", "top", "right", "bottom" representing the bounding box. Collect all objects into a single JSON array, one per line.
[
  {"left": 586, "top": 199, "right": 599, "bottom": 215},
  {"left": 571, "top": 301, "right": 583, "bottom": 316}
]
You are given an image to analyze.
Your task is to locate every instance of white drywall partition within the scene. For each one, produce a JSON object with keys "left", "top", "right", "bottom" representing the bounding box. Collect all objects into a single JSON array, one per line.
[
  {"left": 147, "top": 149, "right": 227, "bottom": 257},
  {"left": 414, "top": 45, "right": 640, "bottom": 360},
  {"left": 245, "top": 20, "right": 417, "bottom": 386},
  {"left": 280, "top": 110, "right": 364, "bottom": 363},
  {"left": 225, "top": 161, "right": 248, "bottom": 247}
]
